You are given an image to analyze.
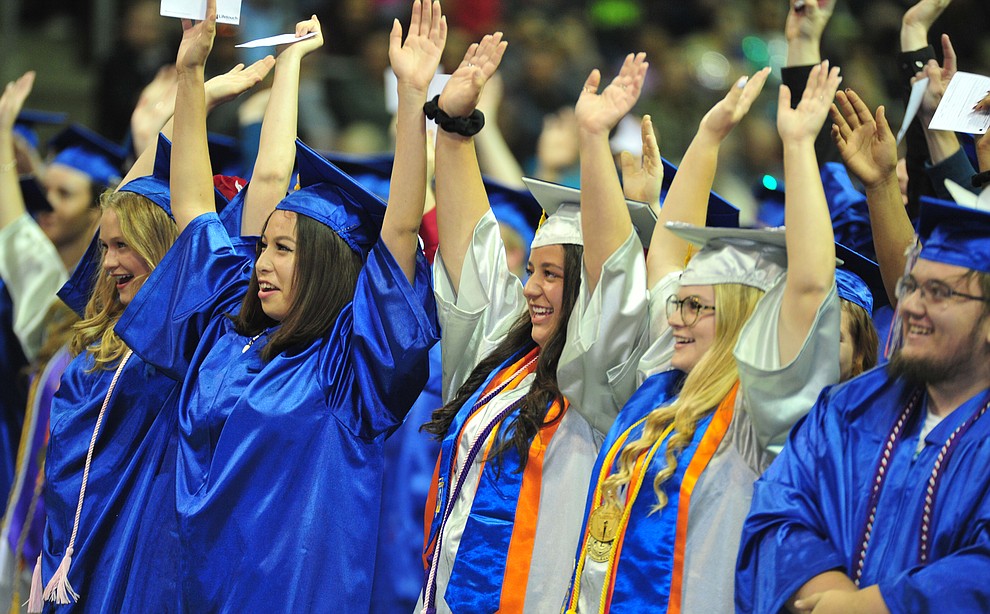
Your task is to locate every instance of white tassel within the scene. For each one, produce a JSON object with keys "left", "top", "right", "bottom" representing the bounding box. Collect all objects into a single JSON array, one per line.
[
  {"left": 26, "top": 554, "right": 43, "bottom": 613},
  {"left": 42, "top": 546, "right": 78, "bottom": 605}
]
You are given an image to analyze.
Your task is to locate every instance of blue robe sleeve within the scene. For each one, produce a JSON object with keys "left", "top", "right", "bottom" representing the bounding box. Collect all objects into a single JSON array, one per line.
[
  {"left": 735, "top": 385, "right": 850, "bottom": 614},
  {"left": 878, "top": 483, "right": 990, "bottom": 613},
  {"left": 328, "top": 240, "right": 439, "bottom": 439},
  {"left": 116, "top": 213, "right": 254, "bottom": 380}
]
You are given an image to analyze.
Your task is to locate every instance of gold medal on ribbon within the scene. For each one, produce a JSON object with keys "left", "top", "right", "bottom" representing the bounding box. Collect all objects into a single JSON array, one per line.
[{"left": 586, "top": 503, "right": 621, "bottom": 563}]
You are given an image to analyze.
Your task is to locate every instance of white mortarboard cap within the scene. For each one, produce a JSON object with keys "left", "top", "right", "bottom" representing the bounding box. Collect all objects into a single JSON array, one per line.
[
  {"left": 669, "top": 222, "right": 788, "bottom": 291},
  {"left": 522, "top": 176, "right": 657, "bottom": 249}
]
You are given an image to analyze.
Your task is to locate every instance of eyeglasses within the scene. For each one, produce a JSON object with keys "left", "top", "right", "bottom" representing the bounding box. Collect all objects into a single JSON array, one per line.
[
  {"left": 665, "top": 295, "right": 716, "bottom": 326},
  {"left": 895, "top": 275, "right": 988, "bottom": 306}
]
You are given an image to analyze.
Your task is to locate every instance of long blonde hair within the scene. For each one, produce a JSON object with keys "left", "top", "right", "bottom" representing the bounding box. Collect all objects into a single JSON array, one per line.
[
  {"left": 602, "top": 282, "right": 764, "bottom": 512},
  {"left": 69, "top": 190, "right": 177, "bottom": 371}
]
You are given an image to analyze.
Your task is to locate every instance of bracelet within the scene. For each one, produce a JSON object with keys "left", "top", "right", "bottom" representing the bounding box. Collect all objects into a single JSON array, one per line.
[
  {"left": 0, "top": 159, "right": 16, "bottom": 173},
  {"left": 423, "top": 95, "right": 485, "bottom": 137}
]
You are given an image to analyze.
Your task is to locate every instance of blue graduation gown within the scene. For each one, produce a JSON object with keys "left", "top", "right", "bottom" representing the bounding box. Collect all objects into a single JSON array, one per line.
[
  {"left": 736, "top": 367, "right": 990, "bottom": 614},
  {"left": 116, "top": 213, "right": 439, "bottom": 613},
  {"left": 42, "top": 350, "right": 180, "bottom": 613},
  {"left": 0, "top": 280, "right": 28, "bottom": 505}
]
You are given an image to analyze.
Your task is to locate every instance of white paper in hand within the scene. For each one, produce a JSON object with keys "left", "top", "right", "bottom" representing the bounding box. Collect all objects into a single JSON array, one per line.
[
  {"left": 235, "top": 32, "right": 317, "bottom": 48},
  {"left": 896, "top": 78, "right": 928, "bottom": 145},
  {"left": 161, "top": 0, "right": 242, "bottom": 25},
  {"left": 928, "top": 71, "right": 990, "bottom": 135}
]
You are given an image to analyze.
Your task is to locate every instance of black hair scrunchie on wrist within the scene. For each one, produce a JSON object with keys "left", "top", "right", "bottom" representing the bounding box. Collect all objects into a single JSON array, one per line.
[{"left": 423, "top": 95, "right": 485, "bottom": 137}]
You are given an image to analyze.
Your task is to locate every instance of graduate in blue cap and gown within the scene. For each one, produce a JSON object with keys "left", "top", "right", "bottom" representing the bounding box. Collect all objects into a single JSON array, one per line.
[
  {"left": 115, "top": 3, "right": 439, "bottom": 610},
  {"left": 736, "top": 192, "right": 990, "bottom": 613},
  {"left": 565, "top": 63, "right": 841, "bottom": 613}
]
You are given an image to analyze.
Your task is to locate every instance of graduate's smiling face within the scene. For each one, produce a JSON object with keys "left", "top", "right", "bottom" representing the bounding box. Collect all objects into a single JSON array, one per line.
[
  {"left": 255, "top": 210, "right": 298, "bottom": 322},
  {"left": 39, "top": 164, "right": 100, "bottom": 248},
  {"left": 668, "top": 284, "right": 717, "bottom": 373},
  {"left": 524, "top": 244, "right": 566, "bottom": 347},
  {"left": 891, "top": 258, "right": 990, "bottom": 385},
  {"left": 99, "top": 207, "right": 151, "bottom": 306}
]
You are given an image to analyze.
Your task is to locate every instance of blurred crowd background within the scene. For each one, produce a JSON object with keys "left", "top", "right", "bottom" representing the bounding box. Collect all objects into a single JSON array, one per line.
[{"left": 2, "top": 0, "right": 989, "bottom": 221}]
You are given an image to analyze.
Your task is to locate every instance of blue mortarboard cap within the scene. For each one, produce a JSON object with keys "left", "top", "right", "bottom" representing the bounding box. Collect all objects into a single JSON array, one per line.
[
  {"left": 49, "top": 124, "right": 127, "bottom": 187},
  {"left": 14, "top": 109, "right": 67, "bottom": 151},
  {"left": 821, "top": 162, "right": 876, "bottom": 260},
  {"left": 276, "top": 140, "right": 387, "bottom": 256},
  {"left": 20, "top": 176, "right": 51, "bottom": 215},
  {"left": 660, "top": 157, "right": 740, "bottom": 229},
  {"left": 320, "top": 151, "right": 395, "bottom": 202},
  {"left": 485, "top": 177, "right": 543, "bottom": 250},
  {"left": 208, "top": 132, "right": 245, "bottom": 177},
  {"left": 835, "top": 242, "right": 886, "bottom": 313},
  {"left": 917, "top": 195, "right": 990, "bottom": 273},
  {"left": 318, "top": 150, "right": 394, "bottom": 203},
  {"left": 117, "top": 134, "right": 173, "bottom": 218},
  {"left": 58, "top": 233, "right": 100, "bottom": 318}
]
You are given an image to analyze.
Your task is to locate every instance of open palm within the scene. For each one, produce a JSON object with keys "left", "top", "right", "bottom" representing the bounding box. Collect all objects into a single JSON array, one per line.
[
  {"left": 438, "top": 33, "right": 507, "bottom": 118},
  {"left": 575, "top": 53, "right": 648, "bottom": 136},
  {"left": 389, "top": 0, "right": 447, "bottom": 93},
  {"left": 830, "top": 89, "right": 897, "bottom": 189}
]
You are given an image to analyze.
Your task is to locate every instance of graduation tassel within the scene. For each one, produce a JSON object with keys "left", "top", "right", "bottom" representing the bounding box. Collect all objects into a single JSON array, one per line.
[
  {"left": 42, "top": 545, "right": 78, "bottom": 604},
  {"left": 42, "top": 350, "right": 133, "bottom": 607},
  {"left": 26, "top": 554, "right": 43, "bottom": 613}
]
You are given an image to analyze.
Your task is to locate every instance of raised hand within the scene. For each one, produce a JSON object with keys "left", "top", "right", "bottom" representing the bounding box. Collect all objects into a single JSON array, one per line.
[
  {"left": 785, "top": 0, "right": 836, "bottom": 44},
  {"left": 176, "top": 0, "right": 217, "bottom": 72},
  {"left": 699, "top": 67, "right": 771, "bottom": 141},
  {"left": 575, "top": 52, "right": 648, "bottom": 136},
  {"left": 536, "top": 108, "right": 580, "bottom": 178},
  {"left": 277, "top": 15, "right": 325, "bottom": 62},
  {"left": 389, "top": 0, "right": 447, "bottom": 94},
  {"left": 915, "top": 34, "right": 957, "bottom": 122},
  {"left": 620, "top": 114, "right": 662, "bottom": 206},
  {"left": 901, "top": 0, "right": 953, "bottom": 50},
  {"left": 205, "top": 57, "right": 276, "bottom": 108},
  {"left": 0, "top": 72, "right": 36, "bottom": 133},
  {"left": 777, "top": 60, "right": 842, "bottom": 143},
  {"left": 437, "top": 32, "right": 507, "bottom": 118},
  {"left": 830, "top": 89, "right": 897, "bottom": 189}
]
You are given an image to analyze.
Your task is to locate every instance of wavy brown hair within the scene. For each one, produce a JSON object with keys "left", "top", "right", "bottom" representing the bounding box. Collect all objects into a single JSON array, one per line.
[
  {"left": 70, "top": 190, "right": 177, "bottom": 370},
  {"left": 601, "top": 282, "right": 764, "bottom": 512},
  {"left": 422, "top": 243, "right": 584, "bottom": 470},
  {"left": 232, "top": 211, "right": 363, "bottom": 361}
]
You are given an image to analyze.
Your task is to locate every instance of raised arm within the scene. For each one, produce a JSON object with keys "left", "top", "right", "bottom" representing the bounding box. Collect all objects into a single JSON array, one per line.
[
  {"left": 776, "top": 61, "right": 840, "bottom": 366},
  {"left": 240, "top": 16, "right": 323, "bottom": 236},
  {"left": 171, "top": 0, "right": 219, "bottom": 232},
  {"left": 901, "top": 0, "right": 952, "bottom": 51},
  {"left": 0, "top": 71, "right": 35, "bottom": 230},
  {"left": 831, "top": 89, "right": 914, "bottom": 306},
  {"left": 121, "top": 58, "right": 274, "bottom": 190},
  {"left": 646, "top": 67, "right": 769, "bottom": 286},
  {"left": 785, "top": 0, "right": 835, "bottom": 67},
  {"left": 384, "top": 0, "right": 447, "bottom": 281},
  {"left": 620, "top": 114, "right": 663, "bottom": 215},
  {"left": 575, "top": 52, "right": 648, "bottom": 293},
  {"left": 433, "top": 32, "right": 507, "bottom": 293}
]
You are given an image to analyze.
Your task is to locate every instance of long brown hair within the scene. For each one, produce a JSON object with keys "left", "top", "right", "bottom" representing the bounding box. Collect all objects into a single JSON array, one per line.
[
  {"left": 841, "top": 299, "right": 878, "bottom": 379},
  {"left": 422, "top": 243, "right": 584, "bottom": 470},
  {"left": 233, "top": 212, "right": 363, "bottom": 361},
  {"left": 602, "top": 282, "right": 764, "bottom": 512},
  {"left": 69, "top": 190, "right": 177, "bottom": 370}
]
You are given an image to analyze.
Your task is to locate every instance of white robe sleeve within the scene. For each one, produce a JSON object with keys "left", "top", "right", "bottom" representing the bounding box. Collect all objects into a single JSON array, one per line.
[
  {"left": 734, "top": 281, "right": 841, "bottom": 452},
  {"left": 0, "top": 214, "right": 68, "bottom": 361},
  {"left": 558, "top": 229, "right": 649, "bottom": 434},
  {"left": 433, "top": 210, "right": 527, "bottom": 402},
  {"left": 635, "top": 270, "right": 682, "bottom": 385}
]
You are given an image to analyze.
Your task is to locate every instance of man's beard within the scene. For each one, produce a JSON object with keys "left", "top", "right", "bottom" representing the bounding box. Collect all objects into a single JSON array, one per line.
[{"left": 887, "top": 349, "right": 957, "bottom": 386}]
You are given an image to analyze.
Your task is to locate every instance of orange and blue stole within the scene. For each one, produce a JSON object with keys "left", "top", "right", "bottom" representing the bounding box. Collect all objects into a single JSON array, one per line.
[
  {"left": 422, "top": 344, "right": 568, "bottom": 612},
  {"left": 565, "top": 372, "right": 739, "bottom": 613}
]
